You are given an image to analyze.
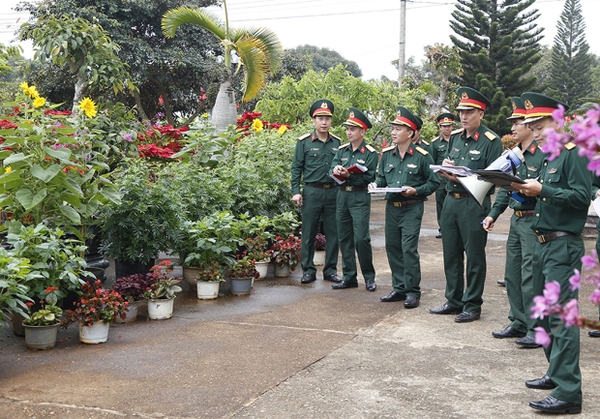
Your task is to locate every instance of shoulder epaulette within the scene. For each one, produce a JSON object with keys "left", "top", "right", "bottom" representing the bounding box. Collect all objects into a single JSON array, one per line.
[
  {"left": 484, "top": 131, "right": 497, "bottom": 140},
  {"left": 451, "top": 128, "right": 464, "bottom": 135},
  {"left": 365, "top": 144, "right": 377, "bottom": 153},
  {"left": 298, "top": 133, "right": 311, "bottom": 141},
  {"left": 430, "top": 136, "right": 438, "bottom": 143},
  {"left": 416, "top": 146, "right": 429, "bottom": 155},
  {"left": 421, "top": 140, "right": 430, "bottom": 146},
  {"left": 382, "top": 145, "right": 395, "bottom": 153},
  {"left": 339, "top": 143, "right": 350, "bottom": 149},
  {"left": 565, "top": 142, "right": 576, "bottom": 150},
  {"left": 330, "top": 133, "right": 342, "bottom": 141}
]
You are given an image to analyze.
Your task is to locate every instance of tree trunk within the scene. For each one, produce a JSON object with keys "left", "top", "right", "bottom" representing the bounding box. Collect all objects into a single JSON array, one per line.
[
  {"left": 211, "top": 79, "right": 238, "bottom": 133},
  {"left": 71, "top": 73, "right": 88, "bottom": 113}
]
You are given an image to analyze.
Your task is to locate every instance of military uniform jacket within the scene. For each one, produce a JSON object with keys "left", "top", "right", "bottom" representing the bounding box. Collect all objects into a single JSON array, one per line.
[
  {"left": 488, "top": 141, "right": 545, "bottom": 220},
  {"left": 430, "top": 136, "right": 450, "bottom": 166},
  {"left": 413, "top": 138, "right": 430, "bottom": 153},
  {"left": 291, "top": 131, "right": 341, "bottom": 195},
  {"left": 375, "top": 144, "right": 440, "bottom": 201},
  {"left": 530, "top": 144, "right": 591, "bottom": 235},
  {"left": 330, "top": 140, "right": 378, "bottom": 187},
  {"left": 445, "top": 124, "right": 503, "bottom": 194}
]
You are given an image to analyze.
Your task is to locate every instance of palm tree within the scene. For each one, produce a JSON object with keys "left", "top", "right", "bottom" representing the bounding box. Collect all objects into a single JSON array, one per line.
[{"left": 162, "top": 3, "right": 282, "bottom": 132}]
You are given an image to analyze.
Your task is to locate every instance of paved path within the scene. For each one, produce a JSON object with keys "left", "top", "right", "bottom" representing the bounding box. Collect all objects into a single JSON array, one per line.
[{"left": 1, "top": 198, "right": 599, "bottom": 418}]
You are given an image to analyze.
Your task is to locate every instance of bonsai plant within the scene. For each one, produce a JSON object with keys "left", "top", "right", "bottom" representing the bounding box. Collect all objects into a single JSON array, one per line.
[
  {"left": 143, "top": 260, "right": 182, "bottom": 320},
  {"left": 228, "top": 256, "right": 258, "bottom": 296},
  {"left": 62, "top": 279, "right": 128, "bottom": 344},
  {"left": 22, "top": 286, "right": 63, "bottom": 350}
]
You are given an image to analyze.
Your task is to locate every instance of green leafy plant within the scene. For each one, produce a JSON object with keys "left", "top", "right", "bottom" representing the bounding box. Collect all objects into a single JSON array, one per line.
[
  {"left": 228, "top": 256, "right": 259, "bottom": 279},
  {"left": 194, "top": 260, "right": 225, "bottom": 283},
  {"left": 143, "top": 260, "right": 182, "bottom": 300},
  {"left": 0, "top": 247, "right": 34, "bottom": 322},
  {"left": 62, "top": 279, "right": 129, "bottom": 327},
  {"left": 22, "top": 286, "right": 63, "bottom": 326},
  {"left": 241, "top": 235, "right": 271, "bottom": 261},
  {"left": 7, "top": 223, "right": 94, "bottom": 303}
]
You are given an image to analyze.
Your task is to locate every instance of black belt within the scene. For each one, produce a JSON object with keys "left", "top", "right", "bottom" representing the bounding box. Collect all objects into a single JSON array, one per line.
[
  {"left": 514, "top": 210, "right": 535, "bottom": 217},
  {"left": 305, "top": 182, "right": 337, "bottom": 189},
  {"left": 339, "top": 185, "right": 366, "bottom": 192},
  {"left": 388, "top": 200, "right": 422, "bottom": 207},
  {"left": 536, "top": 231, "right": 576, "bottom": 244},
  {"left": 449, "top": 192, "right": 470, "bottom": 199}
]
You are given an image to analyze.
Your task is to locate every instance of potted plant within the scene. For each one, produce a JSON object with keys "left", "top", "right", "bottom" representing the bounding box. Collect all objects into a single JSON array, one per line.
[
  {"left": 228, "top": 256, "right": 258, "bottom": 296},
  {"left": 143, "top": 260, "right": 182, "bottom": 320},
  {"left": 111, "top": 273, "right": 156, "bottom": 322},
  {"left": 22, "top": 286, "right": 63, "bottom": 350},
  {"left": 270, "top": 234, "right": 302, "bottom": 278},
  {"left": 194, "top": 260, "right": 225, "bottom": 300},
  {"left": 62, "top": 280, "right": 129, "bottom": 344},
  {"left": 313, "top": 232, "right": 326, "bottom": 266},
  {"left": 242, "top": 235, "right": 272, "bottom": 279}
]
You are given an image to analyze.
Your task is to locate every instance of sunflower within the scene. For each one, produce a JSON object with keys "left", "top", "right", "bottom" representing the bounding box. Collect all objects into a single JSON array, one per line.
[{"left": 78, "top": 97, "right": 97, "bottom": 118}]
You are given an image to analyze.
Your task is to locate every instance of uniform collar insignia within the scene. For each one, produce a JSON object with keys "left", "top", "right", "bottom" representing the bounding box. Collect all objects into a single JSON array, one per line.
[
  {"left": 360, "top": 146, "right": 365, "bottom": 154},
  {"left": 408, "top": 147, "right": 414, "bottom": 156},
  {"left": 473, "top": 131, "right": 480, "bottom": 141},
  {"left": 529, "top": 143, "right": 537, "bottom": 154}
]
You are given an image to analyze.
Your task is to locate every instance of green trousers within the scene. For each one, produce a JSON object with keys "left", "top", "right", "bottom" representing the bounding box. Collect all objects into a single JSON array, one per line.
[
  {"left": 385, "top": 201, "right": 424, "bottom": 297},
  {"left": 504, "top": 214, "right": 537, "bottom": 336},
  {"left": 435, "top": 186, "right": 447, "bottom": 231},
  {"left": 532, "top": 235, "right": 583, "bottom": 405},
  {"left": 336, "top": 190, "right": 375, "bottom": 283},
  {"left": 300, "top": 185, "right": 339, "bottom": 276},
  {"left": 440, "top": 194, "right": 490, "bottom": 313}
]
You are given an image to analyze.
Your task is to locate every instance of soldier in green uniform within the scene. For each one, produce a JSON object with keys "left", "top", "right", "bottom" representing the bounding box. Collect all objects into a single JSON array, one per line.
[
  {"left": 516, "top": 92, "right": 590, "bottom": 415},
  {"left": 591, "top": 176, "right": 600, "bottom": 338},
  {"left": 481, "top": 97, "right": 544, "bottom": 348},
  {"left": 370, "top": 106, "right": 439, "bottom": 308},
  {"left": 430, "top": 87, "right": 503, "bottom": 322},
  {"left": 411, "top": 115, "right": 430, "bottom": 152},
  {"left": 291, "top": 99, "right": 342, "bottom": 284},
  {"left": 330, "top": 107, "right": 378, "bottom": 291},
  {"left": 430, "top": 112, "right": 455, "bottom": 238}
]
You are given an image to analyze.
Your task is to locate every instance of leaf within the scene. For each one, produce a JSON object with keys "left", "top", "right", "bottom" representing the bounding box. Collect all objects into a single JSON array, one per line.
[
  {"left": 100, "top": 187, "right": 121, "bottom": 204},
  {"left": 44, "top": 147, "right": 72, "bottom": 161},
  {"left": 3, "top": 153, "right": 31, "bottom": 165},
  {"left": 30, "top": 164, "right": 62, "bottom": 183},
  {"left": 15, "top": 188, "right": 47, "bottom": 211},
  {"left": 59, "top": 205, "right": 81, "bottom": 224}
]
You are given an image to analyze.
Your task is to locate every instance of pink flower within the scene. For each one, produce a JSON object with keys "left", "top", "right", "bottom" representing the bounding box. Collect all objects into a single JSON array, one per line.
[
  {"left": 582, "top": 251, "right": 597, "bottom": 271},
  {"left": 543, "top": 281, "right": 561, "bottom": 305},
  {"left": 531, "top": 295, "right": 550, "bottom": 320},
  {"left": 560, "top": 299, "right": 580, "bottom": 327},
  {"left": 588, "top": 288, "right": 600, "bottom": 305},
  {"left": 534, "top": 327, "right": 551, "bottom": 347},
  {"left": 569, "top": 269, "right": 581, "bottom": 291}
]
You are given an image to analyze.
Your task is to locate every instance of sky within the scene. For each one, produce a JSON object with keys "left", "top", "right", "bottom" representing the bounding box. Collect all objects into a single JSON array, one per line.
[{"left": 2, "top": 0, "right": 600, "bottom": 80}]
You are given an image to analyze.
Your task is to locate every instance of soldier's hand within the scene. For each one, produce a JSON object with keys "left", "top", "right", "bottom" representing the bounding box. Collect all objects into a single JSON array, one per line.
[
  {"left": 513, "top": 179, "right": 542, "bottom": 197},
  {"left": 334, "top": 165, "right": 349, "bottom": 178},
  {"left": 401, "top": 186, "right": 417, "bottom": 196},
  {"left": 368, "top": 182, "right": 378, "bottom": 190},
  {"left": 292, "top": 194, "right": 303, "bottom": 206},
  {"left": 481, "top": 216, "right": 495, "bottom": 232}
]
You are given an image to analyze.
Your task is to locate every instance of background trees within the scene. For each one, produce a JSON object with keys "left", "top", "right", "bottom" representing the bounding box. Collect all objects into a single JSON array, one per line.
[
  {"left": 286, "top": 45, "right": 362, "bottom": 78},
  {"left": 450, "top": 0, "right": 543, "bottom": 133},
  {"left": 547, "top": 0, "right": 593, "bottom": 109}
]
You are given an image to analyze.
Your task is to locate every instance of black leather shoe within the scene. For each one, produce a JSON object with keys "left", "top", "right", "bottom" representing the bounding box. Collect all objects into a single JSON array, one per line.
[
  {"left": 332, "top": 280, "right": 358, "bottom": 290},
  {"left": 497, "top": 279, "right": 506, "bottom": 287},
  {"left": 365, "top": 281, "right": 377, "bottom": 292},
  {"left": 435, "top": 232, "right": 442, "bottom": 239},
  {"left": 323, "top": 274, "right": 342, "bottom": 283},
  {"left": 529, "top": 395, "right": 581, "bottom": 414},
  {"left": 526, "top": 375, "right": 556, "bottom": 390},
  {"left": 516, "top": 335, "right": 542, "bottom": 348},
  {"left": 454, "top": 311, "right": 480, "bottom": 323},
  {"left": 300, "top": 273, "right": 316, "bottom": 284},
  {"left": 380, "top": 291, "right": 406, "bottom": 302},
  {"left": 589, "top": 329, "right": 600, "bottom": 337},
  {"left": 404, "top": 295, "right": 420, "bottom": 308},
  {"left": 492, "top": 326, "right": 526, "bottom": 339},
  {"left": 430, "top": 304, "right": 462, "bottom": 315}
]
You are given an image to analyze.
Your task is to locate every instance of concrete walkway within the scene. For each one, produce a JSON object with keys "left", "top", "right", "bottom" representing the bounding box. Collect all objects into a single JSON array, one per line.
[{"left": 1, "top": 198, "right": 599, "bottom": 418}]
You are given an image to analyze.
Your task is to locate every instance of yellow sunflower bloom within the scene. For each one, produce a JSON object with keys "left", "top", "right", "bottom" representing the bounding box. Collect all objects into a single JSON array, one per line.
[
  {"left": 19, "top": 81, "right": 29, "bottom": 90},
  {"left": 277, "top": 125, "right": 288, "bottom": 135},
  {"left": 251, "top": 118, "right": 263, "bottom": 133},
  {"left": 33, "top": 97, "right": 46, "bottom": 108},
  {"left": 78, "top": 97, "right": 97, "bottom": 118},
  {"left": 5, "top": 166, "right": 12, "bottom": 174}
]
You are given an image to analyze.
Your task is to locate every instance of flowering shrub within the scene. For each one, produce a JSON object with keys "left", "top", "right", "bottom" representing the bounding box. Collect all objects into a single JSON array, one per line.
[
  {"left": 136, "top": 123, "right": 188, "bottom": 159},
  {"left": 228, "top": 255, "right": 259, "bottom": 279},
  {"left": 23, "top": 286, "right": 63, "bottom": 326},
  {"left": 236, "top": 111, "right": 290, "bottom": 136},
  {"left": 270, "top": 234, "right": 301, "bottom": 271},
  {"left": 143, "top": 260, "right": 183, "bottom": 300},
  {"left": 242, "top": 235, "right": 272, "bottom": 261},
  {"left": 62, "top": 280, "right": 129, "bottom": 327},
  {"left": 314, "top": 233, "right": 326, "bottom": 251}
]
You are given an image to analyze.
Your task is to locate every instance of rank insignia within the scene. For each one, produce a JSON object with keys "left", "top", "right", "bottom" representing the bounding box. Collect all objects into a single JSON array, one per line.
[
  {"left": 548, "top": 168, "right": 558, "bottom": 174},
  {"left": 407, "top": 163, "right": 417, "bottom": 168},
  {"left": 473, "top": 132, "right": 480, "bottom": 141},
  {"left": 357, "top": 159, "right": 365, "bottom": 163},
  {"left": 529, "top": 144, "right": 537, "bottom": 154},
  {"left": 461, "top": 92, "right": 469, "bottom": 100}
]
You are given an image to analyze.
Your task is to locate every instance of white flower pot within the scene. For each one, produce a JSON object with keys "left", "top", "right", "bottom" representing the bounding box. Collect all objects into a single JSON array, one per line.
[
  {"left": 79, "top": 321, "right": 110, "bottom": 344},
  {"left": 197, "top": 281, "right": 220, "bottom": 299},
  {"left": 313, "top": 250, "right": 325, "bottom": 266},
  {"left": 147, "top": 298, "right": 175, "bottom": 320},
  {"left": 23, "top": 323, "right": 59, "bottom": 350},
  {"left": 255, "top": 260, "right": 269, "bottom": 280},
  {"left": 116, "top": 301, "right": 139, "bottom": 323},
  {"left": 274, "top": 263, "right": 290, "bottom": 278}
]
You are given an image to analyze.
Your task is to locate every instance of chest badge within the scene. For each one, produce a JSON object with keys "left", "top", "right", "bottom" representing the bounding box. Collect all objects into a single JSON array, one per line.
[
  {"left": 357, "top": 159, "right": 365, "bottom": 164},
  {"left": 469, "top": 150, "right": 481, "bottom": 155},
  {"left": 407, "top": 163, "right": 417, "bottom": 168},
  {"left": 548, "top": 168, "right": 558, "bottom": 174}
]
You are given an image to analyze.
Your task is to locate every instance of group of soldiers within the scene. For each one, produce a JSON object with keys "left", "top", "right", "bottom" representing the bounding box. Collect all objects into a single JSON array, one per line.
[{"left": 291, "top": 87, "right": 596, "bottom": 414}]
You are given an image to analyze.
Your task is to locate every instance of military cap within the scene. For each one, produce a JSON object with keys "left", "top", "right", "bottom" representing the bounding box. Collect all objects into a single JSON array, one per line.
[
  {"left": 343, "top": 107, "right": 372, "bottom": 130},
  {"left": 391, "top": 106, "right": 419, "bottom": 131},
  {"left": 309, "top": 99, "right": 334, "bottom": 117},
  {"left": 507, "top": 97, "right": 527, "bottom": 121},
  {"left": 520, "top": 92, "right": 569, "bottom": 124},
  {"left": 415, "top": 115, "right": 423, "bottom": 131},
  {"left": 436, "top": 112, "right": 455, "bottom": 126},
  {"left": 456, "top": 87, "right": 491, "bottom": 112}
]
